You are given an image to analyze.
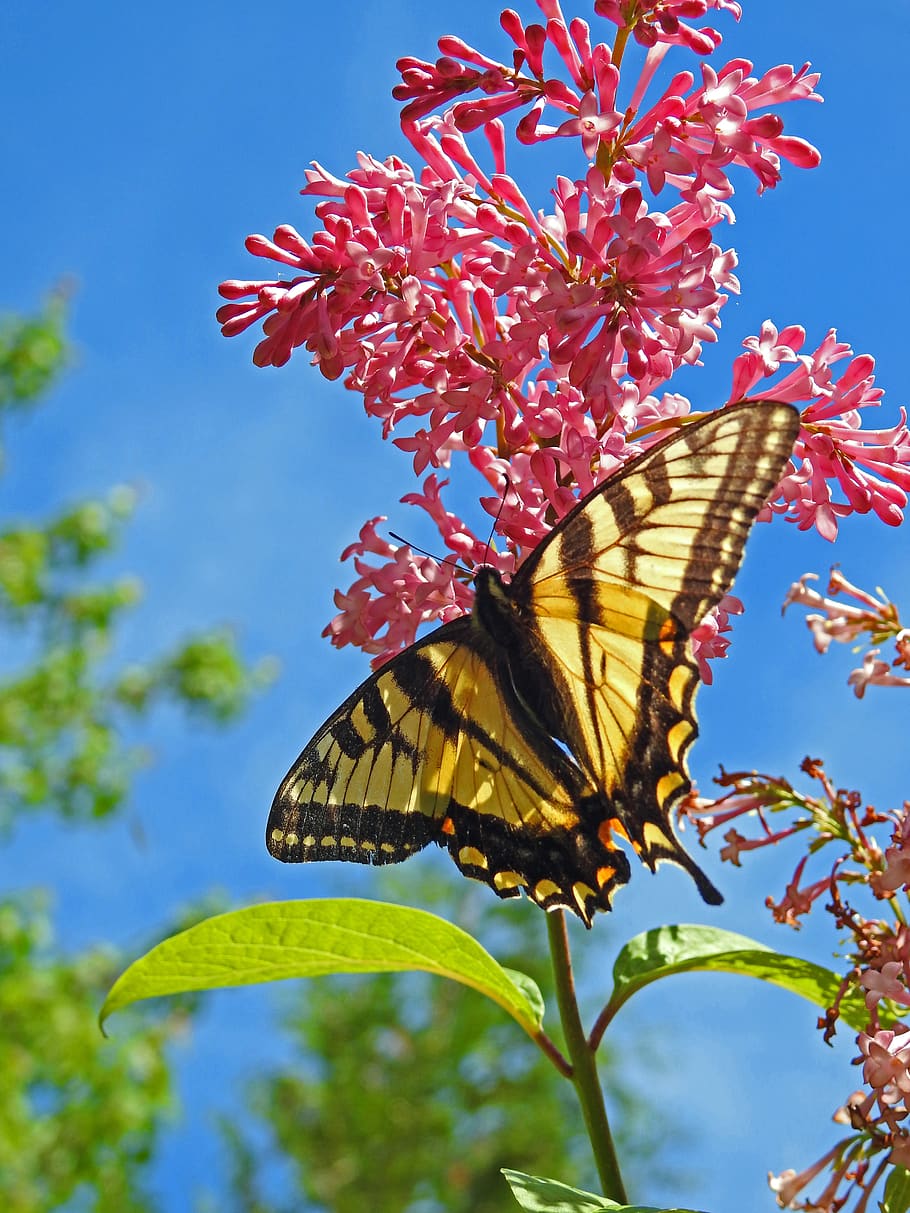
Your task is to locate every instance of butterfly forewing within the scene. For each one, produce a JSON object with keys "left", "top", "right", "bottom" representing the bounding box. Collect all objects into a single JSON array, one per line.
[
  {"left": 514, "top": 402, "right": 800, "bottom": 893},
  {"left": 267, "top": 617, "right": 633, "bottom": 921}
]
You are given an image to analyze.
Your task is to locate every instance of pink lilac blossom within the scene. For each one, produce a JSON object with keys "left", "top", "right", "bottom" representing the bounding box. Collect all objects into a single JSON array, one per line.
[
  {"left": 871, "top": 823, "right": 910, "bottom": 899},
  {"left": 784, "top": 569, "right": 910, "bottom": 697},
  {"left": 768, "top": 1136, "right": 879, "bottom": 1213},
  {"left": 217, "top": 2, "right": 906, "bottom": 674},
  {"left": 689, "top": 763, "right": 910, "bottom": 1210},
  {"left": 860, "top": 964, "right": 910, "bottom": 1013},
  {"left": 733, "top": 325, "right": 910, "bottom": 539},
  {"left": 594, "top": 0, "right": 742, "bottom": 55},
  {"left": 848, "top": 651, "right": 910, "bottom": 698},
  {"left": 689, "top": 592, "right": 741, "bottom": 682}
]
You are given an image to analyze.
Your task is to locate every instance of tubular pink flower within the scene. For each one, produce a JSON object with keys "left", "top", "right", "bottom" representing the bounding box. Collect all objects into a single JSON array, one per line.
[
  {"left": 783, "top": 569, "right": 901, "bottom": 665},
  {"left": 768, "top": 1142, "right": 847, "bottom": 1209},
  {"left": 620, "top": 60, "right": 822, "bottom": 210},
  {"left": 871, "top": 822, "right": 910, "bottom": 898},
  {"left": 848, "top": 651, "right": 910, "bottom": 699},
  {"left": 593, "top": 0, "right": 739, "bottom": 55},
  {"left": 555, "top": 88, "right": 623, "bottom": 159},
  {"left": 217, "top": 1, "right": 844, "bottom": 671},
  {"left": 682, "top": 787, "right": 774, "bottom": 843},
  {"left": 324, "top": 517, "right": 476, "bottom": 667},
  {"left": 730, "top": 325, "right": 909, "bottom": 539},
  {"left": 690, "top": 753, "right": 910, "bottom": 1206},
  {"left": 766, "top": 869, "right": 831, "bottom": 928},
  {"left": 828, "top": 568, "right": 894, "bottom": 612},
  {"left": 394, "top": 49, "right": 516, "bottom": 126},
  {"left": 720, "top": 823, "right": 802, "bottom": 867},
  {"left": 625, "top": 123, "right": 694, "bottom": 194},
  {"left": 690, "top": 594, "right": 741, "bottom": 682}
]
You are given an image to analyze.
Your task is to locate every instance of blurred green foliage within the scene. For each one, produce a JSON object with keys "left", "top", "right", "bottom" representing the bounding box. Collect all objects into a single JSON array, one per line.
[
  {"left": 220, "top": 876, "right": 672, "bottom": 1213},
  {"left": 0, "top": 294, "right": 266, "bottom": 1211},
  {"left": 0, "top": 892, "right": 184, "bottom": 1213},
  {"left": 0, "top": 288, "right": 68, "bottom": 415},
  {"left": 0, "top": 298, "right": 274, "bottom": 832}
]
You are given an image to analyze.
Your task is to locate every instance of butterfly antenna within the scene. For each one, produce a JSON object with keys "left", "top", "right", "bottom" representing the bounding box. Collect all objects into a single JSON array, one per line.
[
  {"left": 388, "top": 532, "right": 461, "bottom": 571},
  {"left": 390, "top": 475, "right": 512, "bottom": 573},
  {"left": 481, "top": 474, "right": 512, "bottom": 567}
]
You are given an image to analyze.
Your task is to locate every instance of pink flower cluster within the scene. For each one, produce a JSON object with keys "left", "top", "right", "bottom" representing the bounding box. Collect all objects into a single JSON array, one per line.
[
  {"left": 688, "top": 760, "right": 910, "bottom": 1210},
  {"left": 785, "top": 569, "right": 910, "bottom": 697},
  {"left": 593, "top": 1, "right": 742, "bottom": 55},
  {"left": 217, "top": 0, "right": 908, "bottom": 672},
  {"left": 733, "top": 328, "right": 909, "bottom": 540}
]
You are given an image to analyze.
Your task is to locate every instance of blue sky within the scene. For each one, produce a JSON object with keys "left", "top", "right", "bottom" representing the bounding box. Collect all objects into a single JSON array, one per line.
[{"left": 2, "top": 2, "right": 908, "bottom": 1210}]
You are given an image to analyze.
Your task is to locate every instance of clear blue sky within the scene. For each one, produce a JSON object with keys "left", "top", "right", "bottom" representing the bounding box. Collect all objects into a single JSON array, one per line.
[{"left": 2, "top": 3, "right": 908, "bottom": 1210}]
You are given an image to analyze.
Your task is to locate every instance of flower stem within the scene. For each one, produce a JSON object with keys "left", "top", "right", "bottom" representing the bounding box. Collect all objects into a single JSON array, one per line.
[
  {"left": 545, "top": 910, "right": 628, "bottom": 1203},
  {"left": 612, "top": 25, "right": 630, "bottom": 69}
]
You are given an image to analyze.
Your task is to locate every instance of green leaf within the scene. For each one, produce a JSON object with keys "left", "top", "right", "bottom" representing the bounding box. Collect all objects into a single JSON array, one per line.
[
  {"left": 502, "top": 966, "right": 546, "bottom": 1025},
  {"left": 610, "top": 925, "right": 869, "bottom": 1032},
  {"left": 101, "top": 898, "right": 545, "bottom": 1039},
  {"left": 883, "top": 1164, "right": 910, "bottom": 1213},
  {"left": 501, "top": 1170, "right": 705, "bottom": 1213},
  {"left": 0, "top": 292, "right": 68, "bottom": 410}
]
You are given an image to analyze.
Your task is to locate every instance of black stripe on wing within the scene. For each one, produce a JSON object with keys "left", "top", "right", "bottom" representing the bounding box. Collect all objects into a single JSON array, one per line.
[
  {"left": 504, "top": 403, "right": 799, "bottom": 903},
  {"left": 267, "top": 619, "right": 474, "bottom": 866},
  {"left": 443, "top": 789, "right": 632, "bottom": 924}
]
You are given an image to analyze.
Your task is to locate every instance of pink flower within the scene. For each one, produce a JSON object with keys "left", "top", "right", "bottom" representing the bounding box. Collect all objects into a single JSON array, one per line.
[
  {"left": 859, "top": 1028, "right": 910, "bottom": 1097},
  {"left": 783, "top": 570, "right": 898, "bottom": 655},
  {"left": 870, "top": 816, "right": 910, "bottom": 897},
  {"left": 322, "top": 512, "right": 476, "bottom": 666},
  {"left": 785, "top": 568, "right": 910, "bottom": 699},
  {"left": 554, "top": 89, "right": 623, "bottom": 160},
  {"left": 719, "top": 822, "right": 802, "bottom": 870},
  {"left": 625, "top": 123, "right": 695, "bottom": 195},
  {"left": 690, "top": 594, "right": 742, "bottom": 682},
  {"left": 860, "top": 962, "right": 910, "bottom": 1012},
  {"left": 215, "top": 3, "right": 856, "bottom": 676},
  {"left": 732, "top": 324, "right": 909, "bottom": 540},
  {"left": 769, "top": 1137, "right": 863, "bottom": 1211},
  {"left": 766, "top": 865, "right": 831, "bottom": 928},
  {"left": 848, "top": 650, "right": 910, "bottom": 699},
  {"left": 594, "top": 0, "right": 741, "bottom": 55}
]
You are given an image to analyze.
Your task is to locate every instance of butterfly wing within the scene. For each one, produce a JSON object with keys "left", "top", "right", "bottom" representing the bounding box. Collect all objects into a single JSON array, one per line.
[
  {"left": 508, "top": 402, "right": 800, "bottom": 898},
  {"left": 268, "top": 616, "right": 632, "bottom": 922},
  {"left": 269, "top": 402, "right": 798, "bottom": 920}
]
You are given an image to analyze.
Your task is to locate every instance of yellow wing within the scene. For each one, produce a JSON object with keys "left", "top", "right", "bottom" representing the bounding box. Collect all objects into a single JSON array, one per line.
[
  {"left": 269, "top": 402, "right": 799, "bottom": 923},
  {"left": 267, "top": 616, "right": 632, "bottom": 923},
  {"left": 510, "top": 401, "right": 801, "bottom": 893}
]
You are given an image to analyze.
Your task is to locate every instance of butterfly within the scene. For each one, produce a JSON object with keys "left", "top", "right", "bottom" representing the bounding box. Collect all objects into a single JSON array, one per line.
[{"left": 267, "top": 402, "right": 800, "bottom": 925}]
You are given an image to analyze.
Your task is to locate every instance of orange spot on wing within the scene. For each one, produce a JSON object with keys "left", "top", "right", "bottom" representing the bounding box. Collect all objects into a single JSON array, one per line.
[
  {"left": 441, "top": 817, "right": 455, "bottom": 836},
  {"left": 598, "top": 818, "right": 629, "bottom": 847},
  {"left": 659, "top": 616, "right": 678, "bottom": 642}
]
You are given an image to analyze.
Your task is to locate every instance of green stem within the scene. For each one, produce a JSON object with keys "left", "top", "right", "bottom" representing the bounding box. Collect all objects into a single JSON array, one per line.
[
  {"left": 612, "top": 24, "right": 630, "bottom": 70},
  {"left": 546, "top": 910, "right": 628, "bottom": 1203}
]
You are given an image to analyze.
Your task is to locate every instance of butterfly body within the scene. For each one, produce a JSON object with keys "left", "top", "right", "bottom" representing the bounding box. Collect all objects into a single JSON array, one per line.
[{"left": 268, "top": 403, "right": 800, "bottom": 924}]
